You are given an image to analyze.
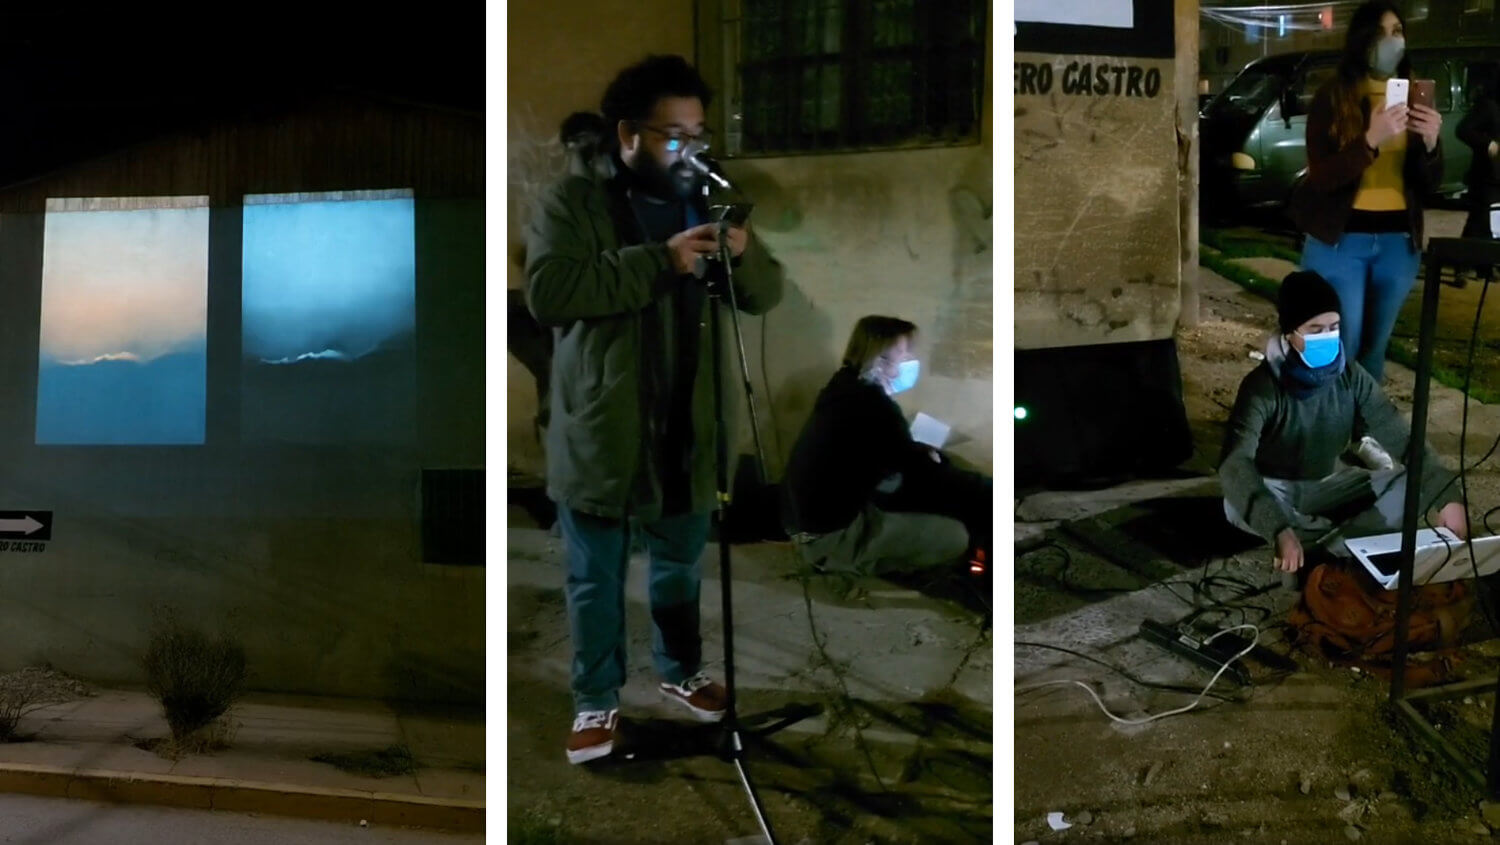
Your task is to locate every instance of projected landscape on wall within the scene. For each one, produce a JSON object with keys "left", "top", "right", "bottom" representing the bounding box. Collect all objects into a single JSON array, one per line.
[
  {"left": 242, "top": 190, "right": 417, "bottom": 444},
  {"left": 36, "top": 197, "right": 210, "bottom": 445}
]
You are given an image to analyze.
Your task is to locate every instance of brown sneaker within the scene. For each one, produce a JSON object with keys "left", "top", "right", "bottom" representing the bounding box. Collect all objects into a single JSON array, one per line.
[
  {"left": 565, "top": 709, "right": 618, "bottom": 764},
  {"left": 659, "top": 672, "right": 727, "bottom": 723}
]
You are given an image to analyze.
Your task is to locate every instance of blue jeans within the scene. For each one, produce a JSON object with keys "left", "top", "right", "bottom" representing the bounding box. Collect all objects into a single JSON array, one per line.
[
  {"left": 556, "top": 506, "right": 711, "bottom": 714},
  {"left": 1300, "top": 232, "right": 1421, "bottom": 382}
]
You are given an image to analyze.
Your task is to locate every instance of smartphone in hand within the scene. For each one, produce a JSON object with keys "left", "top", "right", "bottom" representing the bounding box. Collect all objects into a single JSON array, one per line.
[
  {"left": 1411, "top": 79, "right": 1436, "bottom": 112},
  {"left": 711, "top": 203, "right": 754, "bottom": 226},
  {"left": 1385, "top": 77, "right": 1410, "bottom": 108}
]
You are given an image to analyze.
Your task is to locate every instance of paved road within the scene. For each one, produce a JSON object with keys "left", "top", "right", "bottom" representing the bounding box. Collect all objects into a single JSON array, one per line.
[{"left": 0, "top": 794, "right": 484, "bottom": 845}]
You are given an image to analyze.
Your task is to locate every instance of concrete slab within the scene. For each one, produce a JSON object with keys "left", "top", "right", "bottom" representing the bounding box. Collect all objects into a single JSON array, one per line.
[
  {"left": 227, "top": 700, "right": 402, "bottom": 754},
  {"left": 1016, "top": 521, "right": 1058, "bottom": 549},
  {"left": 0, "top": 685, "right": 485, "bottom": 831},
  {"left": 411, "top": 768, "right": 484, "bottom": 801},
  {"left": 510, "top": 528, "right": 991, "bottom": 706},
  {"left": 25, "top": 692, "right": 163, "bottom": 743},
  {"left": 0, "top": 739, "right": 178, "bottom": 775},
  {"left": 1017, "top": 476, "right": 1217, "bottom": 524},
  {"left": 1017, "top": 557, "right": 1289, "bottom": 671},
  {"left": 172, "top": 751, "right": 418, "bottom": 793},
  {"left": 506, "top": 526, "right": 993, "bottom": 842},
  {"left": 394, "top": 711, "right": 485, "bottom": 770}
]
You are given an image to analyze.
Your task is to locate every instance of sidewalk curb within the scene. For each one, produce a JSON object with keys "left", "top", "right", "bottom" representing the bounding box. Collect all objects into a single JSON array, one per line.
[{"left": 0, "top": 762, "right": 485, "bottom": 832}]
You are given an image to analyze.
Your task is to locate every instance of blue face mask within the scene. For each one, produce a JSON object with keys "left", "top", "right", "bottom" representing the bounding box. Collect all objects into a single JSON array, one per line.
[
  {"left": 1370, "top": 36, "right": 1405, "bottom": 79},
  {"left": 888, "top": 359, "right": 921, "bottom": 394},
  {"left": 1297, "top": 329, "right": 1341, "bottom": 369}
]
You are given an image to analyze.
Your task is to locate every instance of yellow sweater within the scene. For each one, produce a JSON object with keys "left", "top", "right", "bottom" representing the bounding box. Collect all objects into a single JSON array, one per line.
[{"left": 1354, "top": 78, "right": 1408, "bottom": 211}]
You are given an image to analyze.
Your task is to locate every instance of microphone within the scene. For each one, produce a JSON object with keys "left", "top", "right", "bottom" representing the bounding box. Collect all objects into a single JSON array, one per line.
[{"left": 682, "top": 143, "right": 734, "bottom": 191}]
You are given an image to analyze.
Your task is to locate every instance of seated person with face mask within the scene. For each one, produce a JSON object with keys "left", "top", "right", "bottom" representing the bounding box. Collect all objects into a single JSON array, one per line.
[
  {"left": 1220, "top": 270, "right": 1467, "bottom": 575},
  {"left": 781, "top": 316, "right": 991, "bottom": 576}
]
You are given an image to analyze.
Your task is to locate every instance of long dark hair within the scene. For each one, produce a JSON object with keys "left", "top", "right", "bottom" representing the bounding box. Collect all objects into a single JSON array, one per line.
[
  {"left": 842, "top": 316, "right": 917, "bottom": 374},
  {"left": 1328, "top": 1, "right": 1411, "bottom": 148}
]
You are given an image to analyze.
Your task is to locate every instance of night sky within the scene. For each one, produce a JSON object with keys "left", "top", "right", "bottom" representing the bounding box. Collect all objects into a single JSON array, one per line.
[{"left": 0, "top": 8, "right": 485, "bottom": 191}]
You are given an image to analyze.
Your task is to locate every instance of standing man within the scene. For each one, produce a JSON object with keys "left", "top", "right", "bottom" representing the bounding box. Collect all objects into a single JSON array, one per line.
[{"left": 526, "top": 55, "right": 784, "bottom": 765}]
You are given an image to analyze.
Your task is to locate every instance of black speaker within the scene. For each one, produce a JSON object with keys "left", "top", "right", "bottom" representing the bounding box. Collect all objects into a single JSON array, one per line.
[{"left": 1015, "top": 338, "right": 1194, "bottom": 488}]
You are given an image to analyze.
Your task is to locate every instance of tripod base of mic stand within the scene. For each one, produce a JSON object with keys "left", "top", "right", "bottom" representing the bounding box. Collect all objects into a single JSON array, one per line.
[{"left": 706, "top": 702, "right": 825, "bottom": 762}]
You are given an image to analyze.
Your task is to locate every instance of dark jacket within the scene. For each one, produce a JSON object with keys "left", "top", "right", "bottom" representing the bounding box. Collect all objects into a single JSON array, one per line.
[
  {"left": 1288, "top": 81, "right": 1444, "bottom": 248},
  {"left": 1457, "top": 96, "right": 1500, "bottom": 191},
  {"left": 1219, "top": 335, "right": 1457, "bottom": 542},
  {"left": 525, "top": 147, "right": 784, "bottom": 521},
  {"left": 782, "top": 367, "right": 938, "bottom": 534}
]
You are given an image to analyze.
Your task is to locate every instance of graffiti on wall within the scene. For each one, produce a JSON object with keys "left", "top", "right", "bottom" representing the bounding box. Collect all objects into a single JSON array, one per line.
[{"left": 1013, "top": 52, "right": 1181, "bottom": 350}]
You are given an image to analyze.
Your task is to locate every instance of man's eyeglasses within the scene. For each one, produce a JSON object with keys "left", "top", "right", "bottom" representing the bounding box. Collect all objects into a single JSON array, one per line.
[{"left": 637, "top": 124, "right": 714, "bottom": 152}]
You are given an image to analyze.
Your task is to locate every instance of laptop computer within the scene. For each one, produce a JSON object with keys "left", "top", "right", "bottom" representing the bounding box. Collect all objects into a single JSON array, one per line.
[{"left": 1345, "top": 528, "right": 1500, "bottom": 590}]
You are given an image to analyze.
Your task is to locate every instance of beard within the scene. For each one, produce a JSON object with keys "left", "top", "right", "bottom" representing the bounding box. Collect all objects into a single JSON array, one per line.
[{"left": 631, "top": 152, "right": 699, "bottom": 200}]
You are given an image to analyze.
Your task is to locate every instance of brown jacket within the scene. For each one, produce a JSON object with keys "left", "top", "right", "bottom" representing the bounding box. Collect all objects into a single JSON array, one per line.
[{"left": 1288, "top": 82, "right": 1444, "bottom": 248}]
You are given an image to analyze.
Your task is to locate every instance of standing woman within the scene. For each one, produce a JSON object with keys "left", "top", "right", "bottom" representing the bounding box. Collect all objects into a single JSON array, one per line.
[{"left": 1289, "top": 1, "right": 1443, "bottom": 384}]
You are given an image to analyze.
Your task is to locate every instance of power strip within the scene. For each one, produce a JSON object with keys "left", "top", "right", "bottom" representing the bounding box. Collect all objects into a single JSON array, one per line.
[{"left": 1139, "top": 619, "right": 1253, "bottom": 686}]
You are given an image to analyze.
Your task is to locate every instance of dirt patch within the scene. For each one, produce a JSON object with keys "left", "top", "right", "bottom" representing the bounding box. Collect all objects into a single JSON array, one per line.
[
  {"left": 133, "top": 713, "right": 239, "bottom": 759},
  {"left": 311, "top": 744, "right": 418, "bottom": 778}
]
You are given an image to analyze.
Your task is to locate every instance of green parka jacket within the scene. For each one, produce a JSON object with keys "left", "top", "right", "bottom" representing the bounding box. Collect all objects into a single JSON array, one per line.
[{"left": 525, "top": 148, "right": 784, "bottom": 520}]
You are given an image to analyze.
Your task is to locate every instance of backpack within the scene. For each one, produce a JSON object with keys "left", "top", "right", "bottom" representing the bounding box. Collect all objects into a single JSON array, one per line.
[{"left": 1288, "top": 561, "right": 1474, "bottom": 688}]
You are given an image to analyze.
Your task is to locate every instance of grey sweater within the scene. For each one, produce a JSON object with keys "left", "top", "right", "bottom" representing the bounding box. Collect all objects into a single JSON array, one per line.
[{"left": 1218, "top": 335, "right": 1459, "bottom": 542}]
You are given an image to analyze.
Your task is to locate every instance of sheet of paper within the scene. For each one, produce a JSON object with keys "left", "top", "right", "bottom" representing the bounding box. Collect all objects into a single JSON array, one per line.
[
  {"left": 1016, "top": 0, "right": 1133, "bottom": 29},
  {"left": 910, "top": 412, "right": 951, "bottom": 449}
]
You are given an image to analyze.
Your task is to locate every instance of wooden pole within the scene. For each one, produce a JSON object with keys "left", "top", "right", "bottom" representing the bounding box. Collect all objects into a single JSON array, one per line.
[{"left": 1176, "top": 0, "right": 1201, "bottom": 329}]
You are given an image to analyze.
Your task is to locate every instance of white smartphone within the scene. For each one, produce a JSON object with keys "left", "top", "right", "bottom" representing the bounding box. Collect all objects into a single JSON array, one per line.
[{"left": 1385, "top": 77, "right": 1409, "bottom": 108}]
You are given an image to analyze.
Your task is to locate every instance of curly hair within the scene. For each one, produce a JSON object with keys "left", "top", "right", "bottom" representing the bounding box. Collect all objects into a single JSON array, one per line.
[{"left": 599, "top": 55, "right": 713, "bottom": 149}]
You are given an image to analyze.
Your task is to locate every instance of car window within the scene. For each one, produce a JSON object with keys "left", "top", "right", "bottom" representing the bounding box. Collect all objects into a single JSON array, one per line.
[
  {"left": 1205, "top": 67, "right": 1286, "bottom": 121},
  {"left": 1288, "top": 63, "right": 1338, "bottom": 117},
  {"left": 1461, "top": 60, "right": 1500, "bottom": 108},
  {"left": 1410, "top": 59, "right": 1454, "bottom": 110}
]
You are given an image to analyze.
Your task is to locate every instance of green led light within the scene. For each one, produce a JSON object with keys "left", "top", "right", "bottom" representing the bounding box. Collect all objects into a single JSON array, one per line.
[{"left": 1014, "top": 406, "right": 1029, "bottom": 421}]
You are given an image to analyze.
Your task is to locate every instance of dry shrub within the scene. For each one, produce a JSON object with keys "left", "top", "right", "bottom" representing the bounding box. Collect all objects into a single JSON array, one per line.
[
  {"left": 0, "top": 666, "right": 88, "bottom": 741},
  {"left": 142, "top": 610, "right": 247, "bottom": 751}
]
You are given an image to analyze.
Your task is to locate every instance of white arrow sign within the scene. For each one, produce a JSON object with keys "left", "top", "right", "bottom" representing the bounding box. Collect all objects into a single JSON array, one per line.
[{"left": 0, "top": 516, "right": 44, "bottom": 536}]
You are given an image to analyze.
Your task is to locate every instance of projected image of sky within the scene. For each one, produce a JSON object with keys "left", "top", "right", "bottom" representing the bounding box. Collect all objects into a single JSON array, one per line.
[
  {"left": 242, "top": 193, "right": 417, "bottom": 443},
  {"left": 36, "top": 201, "right": 209, "bottom": 445}
]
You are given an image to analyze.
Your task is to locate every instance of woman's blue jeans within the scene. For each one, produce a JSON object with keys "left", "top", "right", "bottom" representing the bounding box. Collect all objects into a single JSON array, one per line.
[
  {"left": 1300, "top": 232, "right": 1421, "bottom": 382},
  {"left": 556, "top": 506, "right": 710, "bottom": 714}
]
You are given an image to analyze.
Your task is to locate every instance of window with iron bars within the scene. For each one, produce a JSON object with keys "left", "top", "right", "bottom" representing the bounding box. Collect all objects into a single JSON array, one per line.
[{"left": 700, "top": 0, "right": 987, "bottom": 157}]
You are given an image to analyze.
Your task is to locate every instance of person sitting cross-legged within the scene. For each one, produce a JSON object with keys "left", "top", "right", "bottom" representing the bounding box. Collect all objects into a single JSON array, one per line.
[
  {"left": 1220, "top": 270, "right": 1466, "bottom": 575},
  {"left": 782, "top": 316, "right": 991, "bottom": 578}
]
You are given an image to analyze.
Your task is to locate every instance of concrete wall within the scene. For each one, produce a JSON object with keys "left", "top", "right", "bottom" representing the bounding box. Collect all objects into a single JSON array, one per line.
[
  {"left": 1014, "top": 0, "right": 1202, "bottom": 349},
  {"left": 0, "top": 110, "right": 485, "bottom": 704},
  {"left": 1013, "top": 53, "right": 1182, "bottom": 349},
  {"left": 507, "top": 1, "right": 994, "bottom": 476}
]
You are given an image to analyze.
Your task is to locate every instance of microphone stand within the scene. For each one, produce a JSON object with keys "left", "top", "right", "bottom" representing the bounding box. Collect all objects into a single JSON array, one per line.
[
  {"left": 689, "top": 181, "right": 817, "bottom": 845},
  {"left": 705, "top": 209, "right": 778, "bottom": 844}
]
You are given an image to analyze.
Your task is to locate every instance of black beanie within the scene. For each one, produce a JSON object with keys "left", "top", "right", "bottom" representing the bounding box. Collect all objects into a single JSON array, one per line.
[{"left": 1277, "top": 271, "right": 1343, "bottom": 334}]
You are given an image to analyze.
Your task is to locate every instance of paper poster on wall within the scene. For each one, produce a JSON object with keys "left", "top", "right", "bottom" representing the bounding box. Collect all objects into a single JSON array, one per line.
[
  {"left": 36, "top": 196, "right": 209, "bottom": 445},
  {"left": 1016, "top": 0, "right": 1132, "bottom": 29},
  {"left": 1015, "top": 0, "right": 1174, "bottom": 60},
  {"left": 241, "top": 189, "right": 417, "bottom": 444}
]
